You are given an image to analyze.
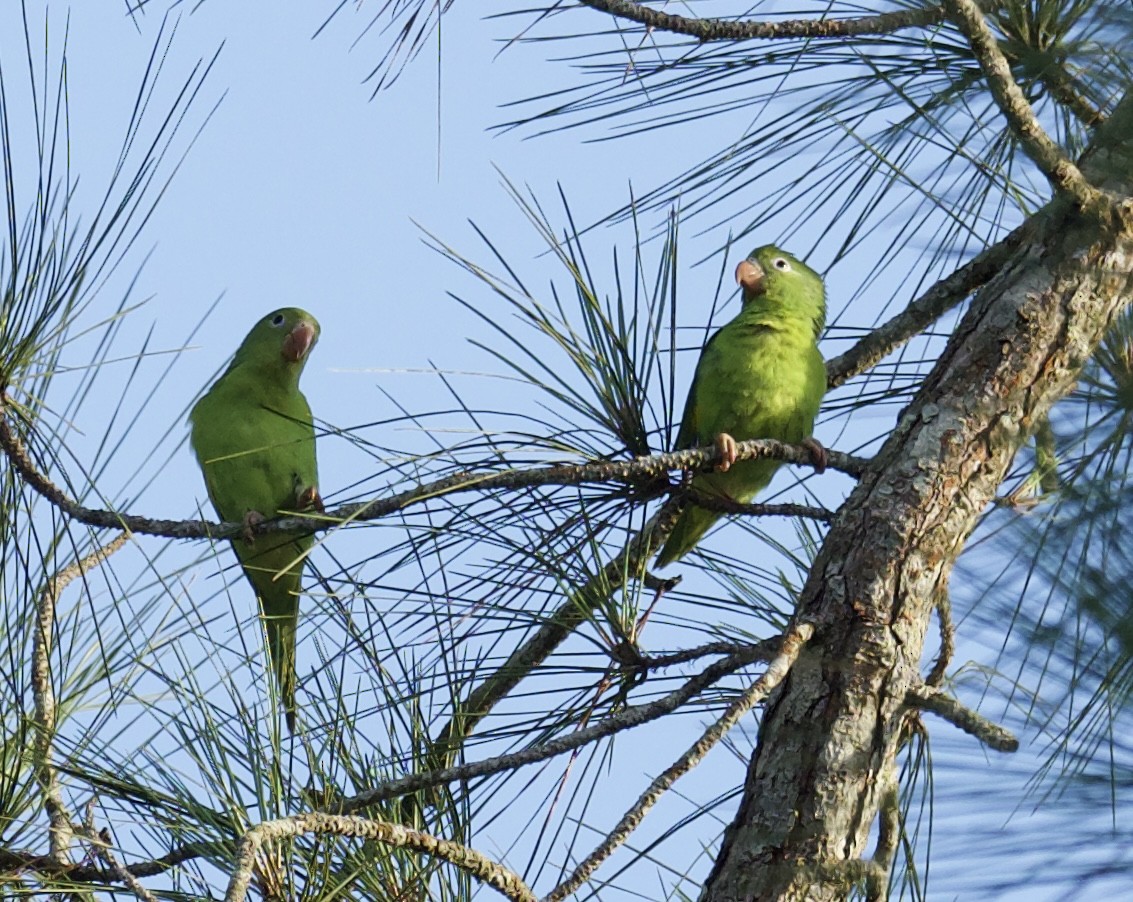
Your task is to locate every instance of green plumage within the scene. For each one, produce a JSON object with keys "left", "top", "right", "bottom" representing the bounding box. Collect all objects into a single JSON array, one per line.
[
  {"left": 189, "top": 308, "right": 321, "bottom": 731},
  {"left": 656, "top": 245, "right": 826, "bottom": 567}
]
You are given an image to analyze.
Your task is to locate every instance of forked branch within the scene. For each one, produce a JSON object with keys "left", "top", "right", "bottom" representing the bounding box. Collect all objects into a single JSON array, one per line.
[
  {"left": 944, "top": 0, "right": 1101, "bottom": 208},
  {"left": 544, "top": 623, "right": 813, "bottom": 902},
  {"left": 344, "top": 641, "right": 778, "bottom": 812},
  {"left": 32, "top": 534, "right": 129, "bottom": 865}
]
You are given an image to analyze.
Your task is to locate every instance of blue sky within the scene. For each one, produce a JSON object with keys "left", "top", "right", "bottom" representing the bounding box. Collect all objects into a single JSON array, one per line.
[{"left": 5, "top": 2, "right": 1127, "bottom": 899}]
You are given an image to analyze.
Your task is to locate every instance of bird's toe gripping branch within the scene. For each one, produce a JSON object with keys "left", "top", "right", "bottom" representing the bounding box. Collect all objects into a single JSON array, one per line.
[
  {"left": 297, "top": 484, "right": 325, "bottom": 514},
  {"left": 241, "top": 510, "right": 266, "bottom": 545},
  {"left": 802, "top": 437, "right": 827, "bottom": 474},
  {"left": 714, "top": 433, "right": 739, "bottom": 472}
]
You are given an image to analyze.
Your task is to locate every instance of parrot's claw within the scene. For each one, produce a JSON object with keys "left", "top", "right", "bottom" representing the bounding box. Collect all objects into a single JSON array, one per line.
[
  {"left": 714, "top": 433, "right": 739, "bottom": 472},
  {"left": 802, "top": 437, "right": 827, "bottom": 474},
  {"left": 242, "top": 510, "right": 266, "bottom": 545},
  {"left": 297, "top": 484, "right": 324, "bottom": 513}
]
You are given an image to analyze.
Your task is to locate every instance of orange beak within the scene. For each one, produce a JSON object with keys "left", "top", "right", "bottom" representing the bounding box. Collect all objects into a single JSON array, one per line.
[
  {"left": 735, "top": 259, "right": 765, "bottom": 295},
  {"left": 282, "top": 321, "right": 317, "bottom": 363}
]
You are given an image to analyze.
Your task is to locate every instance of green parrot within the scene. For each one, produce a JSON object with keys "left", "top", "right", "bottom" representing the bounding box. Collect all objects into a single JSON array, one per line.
[
  {"left": 189, "top": 308, "right": 322, "bottom": 731},
  {"left": 655, "top": 245, "right": 827, "bottom": 568}
]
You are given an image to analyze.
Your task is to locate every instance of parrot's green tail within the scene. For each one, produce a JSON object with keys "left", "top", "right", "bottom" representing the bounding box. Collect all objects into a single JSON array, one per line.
[
  {"left": 261, "top": 601, "right": 298, "bottom": 733},
  {"left": 240, "top": 537, "right": 306, "bottom": 734},
  {"left": 655, "top": 505, "right": 718, "bottom": 568},
  {"left": 656, "top": 461, "right": 781, "bottom": 567}
]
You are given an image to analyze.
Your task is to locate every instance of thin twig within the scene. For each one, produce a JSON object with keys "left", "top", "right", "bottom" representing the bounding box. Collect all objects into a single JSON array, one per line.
[
  {"left": 814, "top": 859, "right": 890, "bottom": 894},
  {"left": 82, "top": 827, "right": 159, "bottom": 902},
  {"left": 685, "top": 488, "right": 834, "bottom": 522},
  {"left": 1039, "top": 66, "right": 1105, "bottom": 128},
  {"left": 578, "top": 0, "right": 948, "bottom": 41},
  {"left": 0, "top": 406, "right": 865, "bottom": 540},
  {"left": 0, "top": 842, "right": 212, "bottom": 884},
  {"left": 926, "top": 588, "right": 954, "bottom": 687},
  {"left": 944, "top": 0, "right": 1101, "bottom": 208},
  {"left": 428, "top": 500, "right": 682, "bottom": 767},
  {"left": 906, "top": 685, "right": 1019, "bottom": 752},
  {"left": 868, "top": 760, "right": 900, "bottom": 901},
  {"left": 543, "top": 623, "right": 813, "bottom": 902},
  {"left": 225, "top": 814, "right": 534, "bottom": 902},
  {"left": 343, "top": 642, "right": 773, "bottom": 813},
  {"left": 826, "top": 222, "right": 1030, "bottom": 388},
  {"left": 633, "top": 638, "right": 778, "bottom": 670},
  {"left": 32, "top": 534, "right": 129, "bottom": 865}
]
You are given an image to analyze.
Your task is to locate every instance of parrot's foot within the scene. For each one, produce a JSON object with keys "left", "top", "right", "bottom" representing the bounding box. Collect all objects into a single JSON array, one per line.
[
  {"left": 802, "top": 437, "right": 827, "bottom": 474},
  {"left": 714, "top": 433, "right": 738, "bottom": 472},
  {"left": 297, "top": 484, "right": 325, "bottom": 513},
  {"left": 241, "top": 510, "right": 266, "bottom": 545}
]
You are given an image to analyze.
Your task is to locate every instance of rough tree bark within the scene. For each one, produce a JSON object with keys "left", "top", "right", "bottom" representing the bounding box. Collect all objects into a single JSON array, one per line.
[{"left": 702, "top": 97, "right": 1133, "bottom": 901}]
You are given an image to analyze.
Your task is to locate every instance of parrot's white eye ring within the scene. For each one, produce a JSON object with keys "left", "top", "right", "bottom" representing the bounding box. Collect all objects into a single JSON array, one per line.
[
  {"left": 271, "top": 313, "right": 286, "bottom": 327},
  {"left": 773, "top": 258, "right": 791, "bottom": 271}
]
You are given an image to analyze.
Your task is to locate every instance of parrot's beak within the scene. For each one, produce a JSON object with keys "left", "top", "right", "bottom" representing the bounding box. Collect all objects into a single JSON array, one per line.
[
  {"left": 282, "top": 321, "right": 318, "bottom": 363},
  {"left": 735, "top": 259, "right": 765, "bottom": 295}
]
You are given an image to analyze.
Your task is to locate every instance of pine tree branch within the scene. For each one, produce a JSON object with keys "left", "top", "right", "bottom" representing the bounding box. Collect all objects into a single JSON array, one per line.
[
  {"left": 577, "top": 0, "right": 949, "bottom": 41},
  {"left": 343, "top": 642, "right": 775, "bottom": 812},
  {"left": 944, "top": 0, "right": 1101, "bottom": 208},
  {"left": 224, "top": 815, "right": 534, "bottom": 902},
  {"left": 428, "top": 500, "right": 683, "bottom": 767},
  {"left": 544, "top": 623, "right": 812, "bottom": 902},
  {"left": 0, "top": 403, "right": 863, "bottom": 540},
  {"left": 906, "top": 685, "right": 1019, "bottom": 752},
  {"left": 926, "top": 587, "right": 955, "bottom": 686},
  {"left": 32, "top": 534, "right": 129, "bottom": 867},
  {"left": 826, "top": 222, "right": 1031, "bottom": 388}
]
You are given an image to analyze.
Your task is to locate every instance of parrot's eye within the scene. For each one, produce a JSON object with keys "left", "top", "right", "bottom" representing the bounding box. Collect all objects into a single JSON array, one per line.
[
  {"left": 270, "top": 313, "right": 286, "bottom": 327},
  {"left": 773, "top": 258, "right": 791, "bottom": 271}
]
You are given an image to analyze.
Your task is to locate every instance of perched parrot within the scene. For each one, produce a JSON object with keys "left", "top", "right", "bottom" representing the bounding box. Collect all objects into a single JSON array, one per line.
[
  {"left": 655, "top": 245, "right": 827, "bottom": 568},
  {"left": 189, "top": 308, "right": 322, "bottom": 731}
]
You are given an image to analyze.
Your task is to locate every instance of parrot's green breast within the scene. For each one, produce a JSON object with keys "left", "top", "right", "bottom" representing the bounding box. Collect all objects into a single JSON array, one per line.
[
  {"left": 190, "top": 379, "right": 317, "bottom": 524},
  {"left": 683, "top": 320, "right": 824, "bottom": 506},
  {"left": 694, "top": 322, "right": 824, "bottom": 450}
]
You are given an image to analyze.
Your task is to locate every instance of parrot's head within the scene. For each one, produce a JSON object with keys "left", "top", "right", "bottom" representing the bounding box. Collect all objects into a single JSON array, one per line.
[
  {"left": 231, "top": 307, "right": 321, "bottom": 378},
  {"left": 736, "top": 245, "right": 826, "bottom": 337}
]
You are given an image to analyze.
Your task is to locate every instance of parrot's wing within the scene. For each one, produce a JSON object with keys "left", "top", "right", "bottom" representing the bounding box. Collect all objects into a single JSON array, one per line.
[{"left": 674, "top": 331, "right": 723, "bottom": 451}]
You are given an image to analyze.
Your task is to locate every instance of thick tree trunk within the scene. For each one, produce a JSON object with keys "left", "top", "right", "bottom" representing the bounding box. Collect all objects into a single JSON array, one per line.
[{"left": 702, "top": 96, "right": 1133, "bottom": 901}]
